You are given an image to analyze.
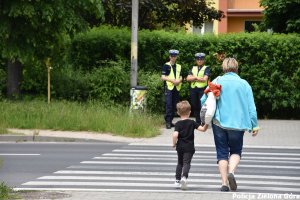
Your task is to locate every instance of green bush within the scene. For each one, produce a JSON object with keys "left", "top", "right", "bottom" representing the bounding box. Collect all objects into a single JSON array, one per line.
[
  {"left": 51, "top": 65, "right": 90, "bottom": 101},
  {"left": 139, "top": 71, "right": 164, "bottom": 113},
  {"left": 87, "top": 61, "right": 130, "bottom": 104},
  {"left": 21, "top": 62, "right": 47, "bottom": 96},
  {"left": 0, "top": 182, "right": 17, "bottom": 200},
  {"left": 69, "top": 26, "right": 131, "bottom": 71},
  {"left": 69, "top": 27, "right": 300, "bottom": 118},
  {"left": 52, "top": 60, "right": 130, "bottom": 103}
]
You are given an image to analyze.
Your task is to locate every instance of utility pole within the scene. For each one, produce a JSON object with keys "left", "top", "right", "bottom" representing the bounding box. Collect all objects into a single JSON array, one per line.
[
  {"left": 130, "top": 0, "right": 138, "bottom": 87},
  {"left": 130, "top": 0, "right": 147, "bottom": 112}
]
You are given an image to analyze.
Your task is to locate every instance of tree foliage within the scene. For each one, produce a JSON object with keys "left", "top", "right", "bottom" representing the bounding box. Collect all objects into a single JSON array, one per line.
[
  {"left": 102, "top": 0, "right": 224, "bottom": 29},
  {"left": 260, "top": 0, "right": 300, "bottom": 33},
  {"left": 0, "top": 0, "right": 104, "bottom": 63}
]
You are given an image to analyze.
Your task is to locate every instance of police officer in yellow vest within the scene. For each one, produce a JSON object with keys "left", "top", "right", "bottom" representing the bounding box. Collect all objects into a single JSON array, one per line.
[
  {"left": 161, "top": 50, "right": 183, "bottom": 129},
  {"left": 187, "top": 53, "right": 210, "bottom": 124}
]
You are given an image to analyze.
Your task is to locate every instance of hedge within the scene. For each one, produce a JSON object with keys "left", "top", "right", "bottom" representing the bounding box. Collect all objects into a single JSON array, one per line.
[{"left": 67, "top": 26, "right": 300, "bottom": 118}]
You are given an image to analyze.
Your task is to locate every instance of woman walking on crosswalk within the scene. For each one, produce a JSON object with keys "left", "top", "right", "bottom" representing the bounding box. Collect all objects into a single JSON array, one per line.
[{"left": 201, "top": 57, "right": 259, "bottom": 192}]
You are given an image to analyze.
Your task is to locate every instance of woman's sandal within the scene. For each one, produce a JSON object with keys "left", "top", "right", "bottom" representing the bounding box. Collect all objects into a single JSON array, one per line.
[
  {"left": 220, "top": 185, "right": 229, "bottom": 192},
  {"left": 228, "top": 173, "right": 237, "bottom": 191}
]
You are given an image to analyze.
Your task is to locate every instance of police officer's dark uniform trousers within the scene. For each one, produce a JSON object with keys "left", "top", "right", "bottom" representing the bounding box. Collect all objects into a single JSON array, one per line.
[
  {"left": 189, "top": 65, "right": 210, "bottom": 124},
  {"left": 162, "top": 62, "right": 182, "bottom": 128}
]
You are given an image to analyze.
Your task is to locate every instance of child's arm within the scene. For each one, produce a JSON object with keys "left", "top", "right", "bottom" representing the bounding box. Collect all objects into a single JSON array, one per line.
[
  {"left": 197, "top": 124, "right": 208, "bottom": 132},
  {"left": 172, "top": 131, "right": 179, "bottom": 148}
]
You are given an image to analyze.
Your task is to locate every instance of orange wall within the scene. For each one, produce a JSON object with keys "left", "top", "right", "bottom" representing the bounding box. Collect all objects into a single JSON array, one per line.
[
  {"left": 218, "top": 0, "right": 228, "bottom": 33},
  {"left": 227, "top": 17, "right": 262, "bottom": 33},
  {"left": 228, "top": 0, "right": 262, "bottom": 9},
  {"left": 211, "top": 0, "right": 264, "bottom": 34}
]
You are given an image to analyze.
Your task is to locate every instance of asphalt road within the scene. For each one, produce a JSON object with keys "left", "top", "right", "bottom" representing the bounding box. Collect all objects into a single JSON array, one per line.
[
  {"left": 1, "top": 142, "right": 299, "bottom": 195},
  {"left": 0, "top": 142, "right": 127, "bottom": 187}
]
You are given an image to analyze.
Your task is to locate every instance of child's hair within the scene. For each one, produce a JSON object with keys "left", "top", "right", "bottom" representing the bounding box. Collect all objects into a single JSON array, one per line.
[{"left": 176, "top": 100, "right": 191, "bottom": 116}]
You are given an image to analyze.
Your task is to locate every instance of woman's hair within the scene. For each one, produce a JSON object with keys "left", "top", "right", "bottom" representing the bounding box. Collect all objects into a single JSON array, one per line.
[
  {"left": 222, "top": 57, "right": 238, "bottom": 73},
  {"left": 176, "top": 100, "right": 191, "bottom": 116}
]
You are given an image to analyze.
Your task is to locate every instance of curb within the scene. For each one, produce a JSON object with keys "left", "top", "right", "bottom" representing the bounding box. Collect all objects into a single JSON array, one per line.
[{"left": 0, "top": 135, "right": 112, "bottom": 143}]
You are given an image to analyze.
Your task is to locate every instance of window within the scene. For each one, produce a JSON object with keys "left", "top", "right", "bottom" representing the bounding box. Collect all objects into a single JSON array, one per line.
[{"left": 193, "top": 21, "right": 214, "bottom": 35}]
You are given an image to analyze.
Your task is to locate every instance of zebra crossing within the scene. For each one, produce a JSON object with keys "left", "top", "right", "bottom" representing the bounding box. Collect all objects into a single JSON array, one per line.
[{"left": 16, "top": 144, "right": 300, "bottom": 194}]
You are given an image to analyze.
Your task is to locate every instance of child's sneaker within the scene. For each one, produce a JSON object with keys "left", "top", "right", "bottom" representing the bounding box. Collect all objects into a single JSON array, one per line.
[
  {"left": 180, "top": 177, "right": 187, "bottom": 190},
  {"left": 174, "top": 180, "right": 181, "bottom": 188}
]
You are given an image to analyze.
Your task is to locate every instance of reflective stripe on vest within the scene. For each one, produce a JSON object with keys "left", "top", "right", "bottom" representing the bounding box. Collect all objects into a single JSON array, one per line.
[
  {"left": 166, "top": 62, "right": 182, "bottom": 91},
  {"left": 191, "top": 65, "right": 208, "bottom": 88}
]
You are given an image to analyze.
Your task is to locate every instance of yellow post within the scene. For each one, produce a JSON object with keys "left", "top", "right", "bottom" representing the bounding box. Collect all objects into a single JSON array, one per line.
[{"left": 45, "top": 58, "right": 52, "bottom": 104}]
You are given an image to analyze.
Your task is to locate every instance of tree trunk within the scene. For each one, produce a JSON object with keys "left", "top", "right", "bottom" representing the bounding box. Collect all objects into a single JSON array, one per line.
[{"left": 7, "top": 60, "right": 22, "bottom": 99}]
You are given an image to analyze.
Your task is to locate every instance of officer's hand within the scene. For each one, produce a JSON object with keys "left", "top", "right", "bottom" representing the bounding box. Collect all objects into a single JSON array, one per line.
[
  {"left": 174, "top": 80, "right": 180, "bottom": 85},
  {"left": 197, "top": 77, "right": 204, "bottom": 82}
]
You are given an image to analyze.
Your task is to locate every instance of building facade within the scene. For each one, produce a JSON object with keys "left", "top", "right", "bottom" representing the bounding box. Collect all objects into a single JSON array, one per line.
[{"left": 189, "top": 0, "right": 264, "bottom": 34}]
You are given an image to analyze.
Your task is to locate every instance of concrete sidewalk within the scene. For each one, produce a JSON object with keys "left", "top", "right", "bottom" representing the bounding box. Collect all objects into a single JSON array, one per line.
[
  {"left": 3, "top": 119, "right": 300, "bottom": 200},
  {"left": 138, "top": 119, "right": 300, "bottom": 148},
  {"left": 4, "top": 119, "right": 300, "bottom": 148},
  {"left": 18, "top": 190, "right": 238, "bottom": 200}
]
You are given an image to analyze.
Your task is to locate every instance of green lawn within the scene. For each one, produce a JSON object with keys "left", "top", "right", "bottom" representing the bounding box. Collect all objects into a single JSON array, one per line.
[{"left": 0, "top": 100, "right": 163, "bottom": 138}]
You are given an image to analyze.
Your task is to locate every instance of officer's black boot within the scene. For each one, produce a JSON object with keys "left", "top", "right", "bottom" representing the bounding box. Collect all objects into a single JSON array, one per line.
[{"left": 166, "top": 123, "right": 172, "bottom": 129}]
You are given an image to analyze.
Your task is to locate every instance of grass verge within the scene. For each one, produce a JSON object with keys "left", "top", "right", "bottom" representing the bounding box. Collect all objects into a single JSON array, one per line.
[
  {"left": 0, "top": 182, "right": 18, "bottom": 200},
  {"left": 0, "top": 100, "right": 163, "bottom": 138},
  {"left": 0, "top": 127, "right": 8, "bottom": 134}
]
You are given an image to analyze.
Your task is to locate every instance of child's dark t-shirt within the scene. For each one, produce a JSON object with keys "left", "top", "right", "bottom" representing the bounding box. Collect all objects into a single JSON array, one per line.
[{"left": 174, "top": 119, "right": 200, "bottom": 152}]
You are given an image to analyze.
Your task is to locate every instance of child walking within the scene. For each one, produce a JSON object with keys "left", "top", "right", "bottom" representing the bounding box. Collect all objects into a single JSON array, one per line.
[{"left": 173, "top": 100, "right": 208, "bottom": 190}]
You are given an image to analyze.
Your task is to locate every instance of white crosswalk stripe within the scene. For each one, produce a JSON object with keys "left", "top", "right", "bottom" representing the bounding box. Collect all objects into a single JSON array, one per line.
[
  {"left": 79, "top": 161, "right": 300, "bottom": 170},
  {"left": 16, "top": 145, "right": 300, "bottom": 194}
]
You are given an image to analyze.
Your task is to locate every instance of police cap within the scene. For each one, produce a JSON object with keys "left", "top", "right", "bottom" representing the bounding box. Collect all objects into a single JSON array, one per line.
[
  {"left": 195, "top": 53, "right": 206, "bottom": 59},
  {"left": 169, "top": 49, "right": 179, "bottom": 56}
]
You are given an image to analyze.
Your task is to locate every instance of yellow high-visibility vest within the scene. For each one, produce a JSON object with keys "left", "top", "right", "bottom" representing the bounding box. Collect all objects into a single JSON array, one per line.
[
  {"left": 165, "top": 62, "right": 182, "bottom": 91},
  {"left": 191, "top": 65, "right": 208, "bottom": 88}
]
